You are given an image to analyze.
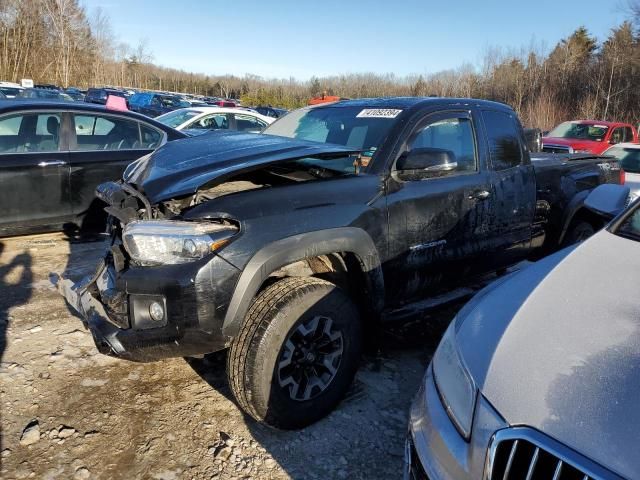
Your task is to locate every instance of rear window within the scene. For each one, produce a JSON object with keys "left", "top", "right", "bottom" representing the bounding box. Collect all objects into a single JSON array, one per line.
[{"left": 482, "top": 109, "right": 523, "bottom": 170}]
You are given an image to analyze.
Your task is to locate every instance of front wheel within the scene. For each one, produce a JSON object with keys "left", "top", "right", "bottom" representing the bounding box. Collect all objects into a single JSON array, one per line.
[{"left": 227, "top": 277, "right": 362, "bottom": 429}]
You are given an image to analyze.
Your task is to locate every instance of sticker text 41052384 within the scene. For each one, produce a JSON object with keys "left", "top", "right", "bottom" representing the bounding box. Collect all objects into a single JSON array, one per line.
[{"left": 356, "top": 109, "right": 402, "bottom": 119}]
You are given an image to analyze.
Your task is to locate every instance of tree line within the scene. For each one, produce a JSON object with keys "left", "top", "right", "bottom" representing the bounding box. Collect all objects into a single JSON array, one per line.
[{"left": 1, "top": 0, "right": 639, "bottom": 129}]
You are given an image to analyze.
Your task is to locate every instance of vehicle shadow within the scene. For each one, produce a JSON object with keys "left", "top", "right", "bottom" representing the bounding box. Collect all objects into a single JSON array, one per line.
[
  {"left": 186, "top": 301, "right": 462, "bottom": 479},
  {"left": 0, "top": 241, "right": 34, "bottom": 458}
]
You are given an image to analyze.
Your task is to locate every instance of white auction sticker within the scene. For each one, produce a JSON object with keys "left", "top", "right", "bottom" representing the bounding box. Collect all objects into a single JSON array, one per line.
[{"left": 356, "top": 108, "right": 402, "bottom": 118}]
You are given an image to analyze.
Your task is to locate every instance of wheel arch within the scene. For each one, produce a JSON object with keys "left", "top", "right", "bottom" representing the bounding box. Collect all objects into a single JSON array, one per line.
[
  {"left": 557, "top": 189, "right": 605, "bottom": 245},
  {"left": 221, "top": 227, "right": 384, "bottom": 338}
]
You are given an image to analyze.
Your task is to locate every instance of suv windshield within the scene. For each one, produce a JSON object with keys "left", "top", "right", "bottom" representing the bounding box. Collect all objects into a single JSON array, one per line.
[
  {"left": 605, "top": 146, "right": 640, "bottom": 174},
  {"left": 547, "top": 122, "right": 609, "bottom": 141},
  {"left": 157, "top": 109, "right": 201, "bottom": 128},
  {"left": 263, "top": 105, "right": 399, "bottom": 173}
]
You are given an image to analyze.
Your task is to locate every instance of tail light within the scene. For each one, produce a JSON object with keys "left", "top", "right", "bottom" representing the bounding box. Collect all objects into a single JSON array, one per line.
[{"left": 620, "top": 168, "right": 626, "bottom": 185}]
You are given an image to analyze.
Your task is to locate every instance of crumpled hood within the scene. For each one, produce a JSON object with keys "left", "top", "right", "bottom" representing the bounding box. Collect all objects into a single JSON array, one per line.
[
  {"left": 455, "top": 230, "right": 640, "bottom": 479},
  {"left": 124, "top": 131, "right": 359, "bottom": 203},
  {"left": 542, "top": 136, "right": 607, "bottom": 153}
]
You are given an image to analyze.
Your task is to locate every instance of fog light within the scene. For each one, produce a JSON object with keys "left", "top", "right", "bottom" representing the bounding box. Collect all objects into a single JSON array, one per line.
[{"left": 149, "top": 301, "right": 165, "bottom": 322}]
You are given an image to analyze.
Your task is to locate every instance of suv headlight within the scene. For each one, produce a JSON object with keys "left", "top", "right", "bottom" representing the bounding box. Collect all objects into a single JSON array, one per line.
[
  {"left": 123, "top": 220, "right": 237, "bottom": 266},
  {"left": 432, "top": 321, "right": 477, "bottom": 440}
]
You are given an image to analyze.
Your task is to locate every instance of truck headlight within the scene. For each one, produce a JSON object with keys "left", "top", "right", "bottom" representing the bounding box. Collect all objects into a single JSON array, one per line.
[
  {"left": 123, "top": 220, "right": 237, "bottom": 266},
  {"left": 432, "top": 322, "right": 477, "bottom": 440}
]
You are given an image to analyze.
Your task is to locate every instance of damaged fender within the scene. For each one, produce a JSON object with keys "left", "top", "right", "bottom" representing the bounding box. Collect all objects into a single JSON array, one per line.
[{"left": 221, "top": 227, "right": 384, "bottom": 337}]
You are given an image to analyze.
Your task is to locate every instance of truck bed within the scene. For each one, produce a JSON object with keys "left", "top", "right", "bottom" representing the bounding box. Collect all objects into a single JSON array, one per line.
[{"left": 531, "top": 152, "right": 621, "bottom": 247}]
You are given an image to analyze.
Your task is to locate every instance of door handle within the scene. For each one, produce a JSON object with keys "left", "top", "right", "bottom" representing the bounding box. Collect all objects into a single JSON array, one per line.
[
  {"left": 469, "top": 190, "right": 491, "bottom": 200},
  {"left": 38, "top": 160, "right": 67, "bottom": 167}
]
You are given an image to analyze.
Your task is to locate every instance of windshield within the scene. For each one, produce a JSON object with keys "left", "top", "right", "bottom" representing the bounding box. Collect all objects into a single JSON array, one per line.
[
  {"left": 605, "top": 146, "right": 640, "bottom": 174},
  {"left": 614, "top": 201, "right": 640, "bottom": 242},
  {"left": 263, "top": 106, "right": 399, "bottom": 172},
  {"left": 547, "top": 122, "right": 609, "bottom": 141},
  {"left": 157, "top": 109, "right": 201, "bottom": 128}
]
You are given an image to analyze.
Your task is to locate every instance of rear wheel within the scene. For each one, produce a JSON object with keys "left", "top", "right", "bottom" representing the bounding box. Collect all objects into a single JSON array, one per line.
[
  {"left": 227, "top": 277, "right": 362, "bottom": 429},
  {"left": 562, "top": 220, "right": 595, "bottom": 246}
]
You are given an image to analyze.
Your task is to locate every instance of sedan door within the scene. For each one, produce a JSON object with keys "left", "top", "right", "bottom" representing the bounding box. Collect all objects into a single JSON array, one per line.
[
  {"left": 67, "top": 112, "right": 164, "bottom": 229},
  {"left": 0, "top": 111, "right": 71, "bottom": 236},
  {"left": 384, "top": 110, "right": 494, "bottom": 303}
]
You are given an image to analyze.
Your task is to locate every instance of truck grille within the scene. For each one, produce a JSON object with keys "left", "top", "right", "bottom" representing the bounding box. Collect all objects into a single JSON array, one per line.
[
  {"left": 486, "top": 428, "right": 621, "bottom": 480},
  {"left": 542, "top": 144, "right": 571, "bottom": 154}
]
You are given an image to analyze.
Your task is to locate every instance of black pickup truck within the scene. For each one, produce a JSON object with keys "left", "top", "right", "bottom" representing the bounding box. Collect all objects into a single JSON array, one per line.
[{"left": 57, "top": 98, "right": 622, "bottom": 429}]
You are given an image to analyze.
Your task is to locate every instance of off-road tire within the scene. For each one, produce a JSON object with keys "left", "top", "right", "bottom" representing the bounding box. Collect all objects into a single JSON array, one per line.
[
  {"left": 227, "top": 277, "right": 362, "bottom": 429},
  {"left": 562, "top": 220, "right": 595, "bottom": 246}
]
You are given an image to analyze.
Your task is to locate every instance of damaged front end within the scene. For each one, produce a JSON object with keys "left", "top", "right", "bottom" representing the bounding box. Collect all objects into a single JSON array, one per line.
[
  {"left": 54, "top": 180, "right": 239, "bottom": 362},
  {"left": 54, "top": 133, "right": 362, "bottom": 361}
]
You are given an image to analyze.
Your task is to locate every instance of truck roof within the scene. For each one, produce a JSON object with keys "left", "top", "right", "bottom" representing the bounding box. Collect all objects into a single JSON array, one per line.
[{"left": 323, "top": 96, "right": 514, "bottom": 111}]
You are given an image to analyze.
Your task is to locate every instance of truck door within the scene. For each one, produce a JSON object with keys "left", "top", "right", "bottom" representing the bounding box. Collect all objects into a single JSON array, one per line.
[
  {"left": 480, "top": 109, "right": 536, "bottom": 267},
  {"left": 384, "top": 110, "right": 494, "bottom": 303},
  {"left": 0, "top": 111, "right": 71, "bottom": 235}
]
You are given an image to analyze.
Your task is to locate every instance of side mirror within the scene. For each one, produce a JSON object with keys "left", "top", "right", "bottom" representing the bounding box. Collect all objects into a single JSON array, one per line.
[
  {"left": 397, "top": 148, "right": 457, "bottom": 174},
  {"left": 584, "top": 184, "right": 630, "bottom": 219}
]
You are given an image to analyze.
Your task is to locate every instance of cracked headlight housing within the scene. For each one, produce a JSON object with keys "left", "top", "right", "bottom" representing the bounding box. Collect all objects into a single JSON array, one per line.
[
  {"left": 122, "top": 220, "right": 237, "bottom": 266},
  {"left": 432, "top": 321, "right": 477, "bottom": 440}
]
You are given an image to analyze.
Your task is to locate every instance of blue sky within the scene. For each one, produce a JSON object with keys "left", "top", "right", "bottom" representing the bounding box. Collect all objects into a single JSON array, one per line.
[{"left": 82, "top": 0, "right": 630, "bottom": 80}]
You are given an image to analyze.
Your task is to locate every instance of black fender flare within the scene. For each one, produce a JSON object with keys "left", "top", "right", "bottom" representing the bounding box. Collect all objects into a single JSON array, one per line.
[
  {"left": 557, "top": 189, "right": 591, "bottom": 245},
  {"left": 221, "top": 227, "right": 384, "bottom": 337}
]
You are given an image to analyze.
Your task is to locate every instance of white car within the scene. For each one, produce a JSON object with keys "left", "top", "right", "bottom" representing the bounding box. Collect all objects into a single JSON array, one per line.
[
  {"left": 604, "top": 142, "right": 640, "bottom": 201},
  {"left": 0, "top": 81, "right": 24, "bottom": 98},
  {"left": 156, "top": 107, "right": 275, "bottom": 136}
]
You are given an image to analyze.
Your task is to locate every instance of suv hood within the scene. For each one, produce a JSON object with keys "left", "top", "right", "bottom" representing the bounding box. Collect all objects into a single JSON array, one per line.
[
  {"left": 124, "top": 131, "right": 360, "bottom": 203},
  {"left": 455, "top": 231, "right": 640, "bottom": 479}
]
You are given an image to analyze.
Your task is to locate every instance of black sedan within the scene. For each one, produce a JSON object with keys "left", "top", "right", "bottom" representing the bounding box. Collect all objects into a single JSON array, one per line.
[{"left": 0, "top": 100, "right": 186, "bottom": 237}]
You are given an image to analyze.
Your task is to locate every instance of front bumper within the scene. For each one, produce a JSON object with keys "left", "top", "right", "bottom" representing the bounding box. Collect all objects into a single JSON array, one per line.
[
  {"left": 55, "top": 254, "right": 239, "bottom": 362},
  {"left": 404, "top": 365, "right": 508, "bottom": 480}
]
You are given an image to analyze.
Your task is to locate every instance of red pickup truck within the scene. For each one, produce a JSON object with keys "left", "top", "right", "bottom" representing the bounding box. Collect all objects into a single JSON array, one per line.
[{"left": 542, "top": 120, "right": 638, "bottom": 154}]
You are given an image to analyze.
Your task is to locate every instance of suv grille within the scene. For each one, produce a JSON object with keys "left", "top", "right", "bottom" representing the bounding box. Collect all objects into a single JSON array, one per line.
[{"left": 486, "top": 428, "right": 622, "bottom": 480}]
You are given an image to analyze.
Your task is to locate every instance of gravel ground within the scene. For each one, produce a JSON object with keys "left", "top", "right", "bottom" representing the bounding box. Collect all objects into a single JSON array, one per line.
[{"left": 0, "top": 232, "right": 466, "bottom": 480}]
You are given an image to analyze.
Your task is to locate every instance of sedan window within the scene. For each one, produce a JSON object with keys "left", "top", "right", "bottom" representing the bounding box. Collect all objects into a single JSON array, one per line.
[
  {"left": 0, "top": 113, "right": 61, "bottom": 153},
  {"left": 235, "top": 114, "right": 267, "bottom": 133},
  {"left": 72, "top": 114, "right": 142, "bottom": 150},
  {"left": 189, "top": 113, "right": 229, "bottom": 130}
]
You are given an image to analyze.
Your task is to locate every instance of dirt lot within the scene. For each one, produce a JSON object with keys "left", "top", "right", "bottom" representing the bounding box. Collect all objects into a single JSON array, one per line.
[{"left": 0, "top": 232, "right": 461, "bottom": 480}]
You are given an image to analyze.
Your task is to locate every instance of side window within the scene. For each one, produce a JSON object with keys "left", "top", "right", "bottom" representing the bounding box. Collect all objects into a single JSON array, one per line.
[
  {"left": 406, "top": 116, "right": 477, "bottom": 174},
  {"left": 71, "top": 114, "right": 141, "bottom": 151},
  {"left": 611, "top": 128, "right": 624, "bottom": 145},
  {"left": 191, "top": 114, "right": 229, "bottom": 130},
  {"left": 0, "top": 113, "right": 61, "bottom": 153},
  {"left": 624, "top": 127, "right": 634, "bottom": 142},
  {"left": 482, "top": 110, "right": 523, "bottom": 170},
  {"left": 234, "top": 114, "right": 267, "bottom": 133},
  {"left": 150, "top": 96, "right": 162, "bottom": 107},
  {"left": 140, "top": 124, "right": 163, "bottom": 148}
]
